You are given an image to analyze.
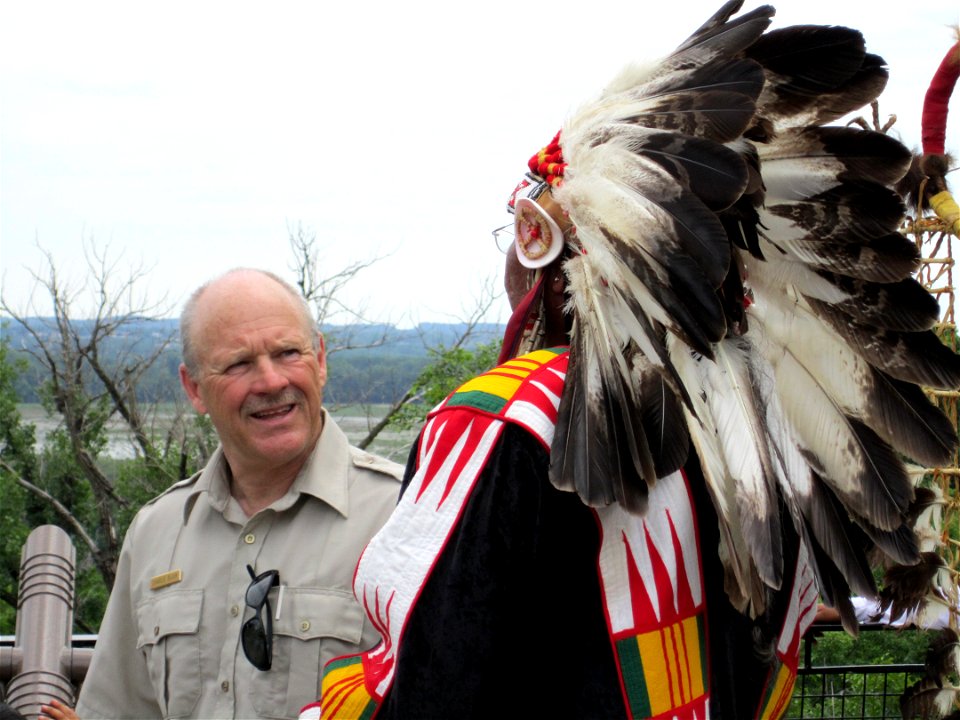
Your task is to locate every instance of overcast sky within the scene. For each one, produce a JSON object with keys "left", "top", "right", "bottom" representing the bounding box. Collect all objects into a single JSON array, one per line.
[{"left": 2, "top": 0, "right": 958, "bottom": 327}]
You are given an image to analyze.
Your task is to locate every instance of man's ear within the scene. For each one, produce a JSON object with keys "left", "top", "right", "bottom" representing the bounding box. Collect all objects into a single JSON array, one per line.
[{"left": 179, "top": 364, "right": 207, "bottom": 414}]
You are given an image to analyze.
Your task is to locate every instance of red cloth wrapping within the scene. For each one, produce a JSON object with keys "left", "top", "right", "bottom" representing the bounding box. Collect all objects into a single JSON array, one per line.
[{"left": 921, "top": 41, "right": 960, "bottom": 155}]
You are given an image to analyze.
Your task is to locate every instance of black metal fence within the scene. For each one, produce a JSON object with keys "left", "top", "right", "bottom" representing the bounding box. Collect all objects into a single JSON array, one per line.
[
  {"left": 0, "top": 626, "right": 934, "bottom": 720},
  {"left": 785, "top": 623, "right": 926, "bottom": 720}
]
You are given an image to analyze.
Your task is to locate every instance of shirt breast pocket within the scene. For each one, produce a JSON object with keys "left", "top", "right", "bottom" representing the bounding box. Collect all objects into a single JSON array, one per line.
[
  {"left": 251, "top": 587, "right": 366, "bottom": 719},
  {"left": 136, "top": 589, "right": 203, "bottom": 718}
]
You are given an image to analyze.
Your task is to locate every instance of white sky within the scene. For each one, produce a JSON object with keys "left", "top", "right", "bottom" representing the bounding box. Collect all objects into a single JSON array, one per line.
[{"left": 1, "top": 0, "right": 958, "bottom": 327}]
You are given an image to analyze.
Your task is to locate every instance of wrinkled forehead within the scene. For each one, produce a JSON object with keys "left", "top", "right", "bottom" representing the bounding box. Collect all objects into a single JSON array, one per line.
[
  {"left": 213, "top": 323, "right": 313, "bottom": 361},
  {"left": 195, "top": 285, "right": 313, "bottom": 345}
]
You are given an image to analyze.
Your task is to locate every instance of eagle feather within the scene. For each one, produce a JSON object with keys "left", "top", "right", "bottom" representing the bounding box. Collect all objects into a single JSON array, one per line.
[{"left": 543, "top": 0, "right": 959, "bottom": 619}]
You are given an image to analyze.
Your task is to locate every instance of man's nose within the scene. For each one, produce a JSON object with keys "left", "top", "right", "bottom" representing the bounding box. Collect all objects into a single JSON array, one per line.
[{"left": 250, "top": 357, "right": 289, "bottom": 393}]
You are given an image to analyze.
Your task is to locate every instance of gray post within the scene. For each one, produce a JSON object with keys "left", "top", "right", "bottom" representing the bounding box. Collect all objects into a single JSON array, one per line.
[{"left": 1, "top": 526, "right": 92, "bottom": 719}]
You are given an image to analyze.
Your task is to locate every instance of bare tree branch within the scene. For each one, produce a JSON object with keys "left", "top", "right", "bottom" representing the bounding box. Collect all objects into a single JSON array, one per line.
[
  {"left": 287, "top": 222, "right": 394, "bottom": 355},
  {"left": 355, "top": 387, "right": 420, "bottom": 451},
  {"left": 0, "top": 241, "right": 183, "bottom": 589},
  {"left": 2, "top": 458, "right": 103, "bottom": 565}
]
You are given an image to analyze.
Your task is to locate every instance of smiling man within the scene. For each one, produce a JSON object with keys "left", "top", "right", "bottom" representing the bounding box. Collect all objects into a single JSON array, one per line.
[{"left": 75, "top": 268, "right": 402, "bottom": 719}]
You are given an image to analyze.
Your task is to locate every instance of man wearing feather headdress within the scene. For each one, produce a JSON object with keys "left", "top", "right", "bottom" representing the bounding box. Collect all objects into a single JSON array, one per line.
[{"left": 301, "top": 3, "right": 960, "bottom": 719}]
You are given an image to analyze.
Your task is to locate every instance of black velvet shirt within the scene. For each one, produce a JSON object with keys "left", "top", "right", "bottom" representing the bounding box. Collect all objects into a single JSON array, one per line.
[{"left": 376, "top": 423, "right": 788, "bottom": 719}]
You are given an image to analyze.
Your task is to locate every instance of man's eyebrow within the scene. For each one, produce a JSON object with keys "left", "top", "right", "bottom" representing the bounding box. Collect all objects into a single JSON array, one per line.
[{"left": 214, "top": 349, "right": 252, "bottom": 367}]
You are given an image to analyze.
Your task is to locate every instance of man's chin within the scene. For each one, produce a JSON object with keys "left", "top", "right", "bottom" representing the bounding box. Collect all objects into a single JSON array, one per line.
[
  {"left": 240, "top": 439, "right": 312, "bottom": 470},
  {"left": 248, "top": 425, "right": 321, "bottom": 461}
]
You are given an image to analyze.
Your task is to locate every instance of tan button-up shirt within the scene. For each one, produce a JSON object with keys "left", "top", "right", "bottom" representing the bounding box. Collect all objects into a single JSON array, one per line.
[{"left": 76, "top": 412, "right": 402, "bottom": 719}]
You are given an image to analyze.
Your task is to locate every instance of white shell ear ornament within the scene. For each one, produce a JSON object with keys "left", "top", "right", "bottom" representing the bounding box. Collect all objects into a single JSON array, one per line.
[{"left": 513, "top": 196, "right": 565, "bottom": 268}]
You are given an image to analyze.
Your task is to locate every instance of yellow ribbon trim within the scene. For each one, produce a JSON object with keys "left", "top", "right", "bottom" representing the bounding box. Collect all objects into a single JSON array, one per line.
[{"left": 930, "top": 190, "right": 960, "bottom": 236}]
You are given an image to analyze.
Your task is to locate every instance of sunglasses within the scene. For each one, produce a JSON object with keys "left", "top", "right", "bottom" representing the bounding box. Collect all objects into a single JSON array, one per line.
[{"left": 241, "top": 564, "right": 280, "bottom": 671}]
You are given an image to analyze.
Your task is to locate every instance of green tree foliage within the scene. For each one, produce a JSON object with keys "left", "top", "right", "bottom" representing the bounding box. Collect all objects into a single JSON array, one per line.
[
  {"left": 0, "top": 339, "right": 38, "bottom": 631},
  {"left": 788, "top": 625, "right": 937, "bottom": 718},
  {"left": 389, "top": 340, "right": 502, "bottom": 431},
  {"left": 813, "top": 624, "right": 932, "bottom": 666}
]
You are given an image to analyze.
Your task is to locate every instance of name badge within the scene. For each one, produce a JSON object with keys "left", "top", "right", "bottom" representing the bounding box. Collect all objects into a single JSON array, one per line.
[{"left": 149, "top": 570, "right": 183, "bottom": 590}]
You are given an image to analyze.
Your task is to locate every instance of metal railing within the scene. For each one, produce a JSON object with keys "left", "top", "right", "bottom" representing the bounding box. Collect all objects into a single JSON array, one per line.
[
  {"left": 785, "top": 623, "right": 926, "bottom": 720},
  {"left": 1, "top": 624, "right": 930, "bottom": 720},
  {"left": 0, "top": 529, "right": 938, "bottom": 720}
]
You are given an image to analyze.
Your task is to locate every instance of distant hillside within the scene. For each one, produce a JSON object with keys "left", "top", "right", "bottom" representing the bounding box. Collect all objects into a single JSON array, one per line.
[{"left": 2, "top": 317, "right": 505, "bottom": 405}]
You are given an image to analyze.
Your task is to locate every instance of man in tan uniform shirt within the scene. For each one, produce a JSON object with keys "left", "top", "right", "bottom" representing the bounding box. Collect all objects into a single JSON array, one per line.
[{"left": 75, "top": 268, "right": 402, "bottom": 719}]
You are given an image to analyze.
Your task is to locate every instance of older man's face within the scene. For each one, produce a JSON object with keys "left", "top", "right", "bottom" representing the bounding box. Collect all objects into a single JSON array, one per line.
[{"left": 180, "top": 273, "right": 326, "bottom": 480}]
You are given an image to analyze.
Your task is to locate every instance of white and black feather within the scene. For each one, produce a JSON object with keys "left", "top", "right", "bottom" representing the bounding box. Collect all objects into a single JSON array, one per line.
[{"left": 541, "top": 0, "right": 959, "bottom": 618}]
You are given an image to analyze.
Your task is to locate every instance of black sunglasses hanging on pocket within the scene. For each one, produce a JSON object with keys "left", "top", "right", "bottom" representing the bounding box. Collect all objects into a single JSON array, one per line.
[{"left": 241, "top": 564, "right": 280, "bottom": 671}]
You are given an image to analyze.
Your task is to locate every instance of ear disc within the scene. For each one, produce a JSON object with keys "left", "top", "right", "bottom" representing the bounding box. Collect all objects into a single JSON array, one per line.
[{"left": 514, "top": 197, "right": 565, "bottom": 268}]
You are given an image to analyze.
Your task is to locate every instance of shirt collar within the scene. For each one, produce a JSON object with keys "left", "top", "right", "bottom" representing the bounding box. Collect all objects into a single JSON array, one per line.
[{"left": 182, "top": 408, "right": 351, "bottom": 523}]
